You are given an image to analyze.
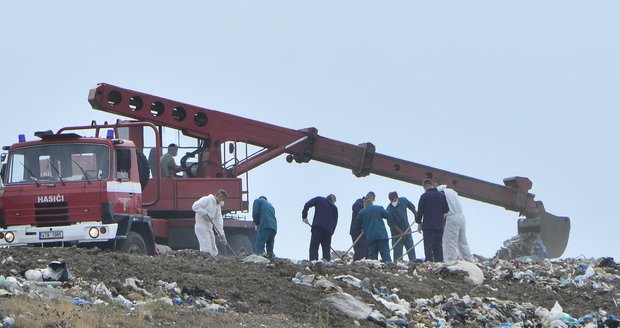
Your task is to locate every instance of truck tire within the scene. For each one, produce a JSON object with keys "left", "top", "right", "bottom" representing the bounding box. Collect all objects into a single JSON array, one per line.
[
  {"left": 227, "top": 234, "right": 254, "bottom": 256},
  {"left": 118, "top": 231, "right": 147, "bottom": 254},
  {"left": 136, "top": 151, "right": 150, "bottom": 190}
]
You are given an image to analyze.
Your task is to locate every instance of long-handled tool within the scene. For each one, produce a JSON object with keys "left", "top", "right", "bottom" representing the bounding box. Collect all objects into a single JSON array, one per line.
[
  {"left": 395, "top": 238, "right": 424, "bottom": 262},
  {"left": 303, "top": 221, "right": 344, "bottom": 261},
  {"left": 389, "top": 221, "right": 419, "bottom": 252},
  {"left": 205, "top": 214, "right": 237, "bottom": 256},
  {"left": 342, "top": 232, "right": 365, "bottom": 258}
]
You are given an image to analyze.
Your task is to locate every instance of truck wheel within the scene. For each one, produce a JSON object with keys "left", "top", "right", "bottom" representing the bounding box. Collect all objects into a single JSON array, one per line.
[
  {"left": 227, "top": 234, "right": 253, "bottom": 256},
  {"left": 136, "top": 151, "right": 150, "bottom": 190},
  {"left": 118, "top": 231, "right": 147, "bottom": 254}
]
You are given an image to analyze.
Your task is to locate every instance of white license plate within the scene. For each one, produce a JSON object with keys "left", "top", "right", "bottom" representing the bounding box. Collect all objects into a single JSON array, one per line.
[{"left": 39, "top": 231, "right": 64, "bottom": 240}]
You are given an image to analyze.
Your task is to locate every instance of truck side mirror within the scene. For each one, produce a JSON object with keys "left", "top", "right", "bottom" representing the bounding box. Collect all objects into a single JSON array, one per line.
[{"left": 0, "top": 153, "right": 6, "bottom": 162}]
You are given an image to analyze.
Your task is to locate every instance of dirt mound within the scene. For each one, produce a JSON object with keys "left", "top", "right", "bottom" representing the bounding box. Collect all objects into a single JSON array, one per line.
[{"left": 1, "top": 247, "right": 619, "bottom": 327}]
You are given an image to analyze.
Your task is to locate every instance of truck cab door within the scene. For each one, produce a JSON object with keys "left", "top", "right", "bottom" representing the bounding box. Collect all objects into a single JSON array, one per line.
[{"left": 110, "top": 148, "right": 141, "bottom": 214}]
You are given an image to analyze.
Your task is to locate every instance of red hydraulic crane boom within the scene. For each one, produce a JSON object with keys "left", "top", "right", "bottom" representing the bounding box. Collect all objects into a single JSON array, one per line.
[{"left": 88, "top": 83, "right": 570, "bottom": 258}]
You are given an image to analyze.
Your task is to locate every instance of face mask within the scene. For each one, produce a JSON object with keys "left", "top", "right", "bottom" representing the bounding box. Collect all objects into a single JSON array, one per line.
[
  {"left": 391, "top": 201, "right": 398, "bottom": 207},
  {"left": 219, "top": 201, "right": 225, "bottom": 207}
]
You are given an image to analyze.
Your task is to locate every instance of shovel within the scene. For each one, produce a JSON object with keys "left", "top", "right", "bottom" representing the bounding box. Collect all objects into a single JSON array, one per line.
[
  {"left": 395, "top": 238, "right": 424, "bottom": 262},
  {"left": 205, "top": 214, "right": 237, "bottom": 256}
]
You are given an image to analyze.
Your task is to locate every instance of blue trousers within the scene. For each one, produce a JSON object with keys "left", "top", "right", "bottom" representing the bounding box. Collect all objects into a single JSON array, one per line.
[
  {"left": 368, "top": 239, "right": 391, "bottom": 262},
  {"left": 255, "top": 228, "right": 276, "bottom": 257},
  {"left": 309, "top": 226, "right": 332, "bottom": 261},
  {"left": 351, "top": 230, "right": 368, "bottom": 261},
  {"left": 392, "top": 233, "right": 416, "bottom": 262},
  {"left": 423, "top": 229, "right": 444, "bottom": 262}
]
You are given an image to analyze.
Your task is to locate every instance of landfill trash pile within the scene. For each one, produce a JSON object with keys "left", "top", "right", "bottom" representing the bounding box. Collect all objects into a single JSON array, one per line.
[
  {"left": 0, "top": 247, "right": 618, "bottom": 327},
  {"left": 496, "top": 233, "right": 549, "bottom": 260}
]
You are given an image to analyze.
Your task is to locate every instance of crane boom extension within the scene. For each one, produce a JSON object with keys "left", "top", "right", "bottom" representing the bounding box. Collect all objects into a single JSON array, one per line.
[{"left": 88, "top": 83, "right": 570, "bottom": 257}]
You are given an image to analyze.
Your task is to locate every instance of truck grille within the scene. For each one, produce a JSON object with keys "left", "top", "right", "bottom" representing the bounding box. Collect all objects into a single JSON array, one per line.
[{"left": 34, "top": 202, "right": 69, "bottom": 222}]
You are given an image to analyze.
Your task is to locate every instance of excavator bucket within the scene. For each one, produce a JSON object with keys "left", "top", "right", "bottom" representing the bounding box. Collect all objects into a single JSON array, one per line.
[{"left": 517, "top": 213, "right": 570, "bottom": 258}]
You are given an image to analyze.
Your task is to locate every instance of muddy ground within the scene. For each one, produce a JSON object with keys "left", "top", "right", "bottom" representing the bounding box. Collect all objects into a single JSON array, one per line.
[{"left": 1, "top": 247, "right": 619, "bottom": 327}]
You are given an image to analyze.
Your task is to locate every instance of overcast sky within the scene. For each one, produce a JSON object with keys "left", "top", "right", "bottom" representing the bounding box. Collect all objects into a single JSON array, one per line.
[{"left": 1, "top": 1, "right": 618, "bottom": 261}]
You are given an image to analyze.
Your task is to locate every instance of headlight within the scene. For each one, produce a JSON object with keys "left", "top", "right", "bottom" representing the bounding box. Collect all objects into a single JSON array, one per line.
[
  {"left": 88, "top": 227, "right": 100, "bottom": 239},
  {"left": 4, "top": 232, "right": 15, "bottom": 243}
]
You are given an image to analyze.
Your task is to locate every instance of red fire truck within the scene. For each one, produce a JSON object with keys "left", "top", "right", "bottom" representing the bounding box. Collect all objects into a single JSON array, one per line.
[{"left": 0, "top": 83, "right": 570, "bottom": 257}]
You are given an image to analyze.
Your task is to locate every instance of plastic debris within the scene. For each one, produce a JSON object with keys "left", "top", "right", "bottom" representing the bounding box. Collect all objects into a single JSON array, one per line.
[
  {"left": 1, "top": 256, "right": 15, "bottom": 265},
  {"left": 433, "top": 261, "right": 484, "bottom": 286},
  {"left": 72, "top": 297, "right": 91, "bottom": 306},
  {"left": 207, "top": 304, "right": 227, "bottom": 313},
  {"left": 24, "top": 261, "right": 71, "bottom": 282},
  {"left": 321, "top": 292, "right": 373, "bottom": 320},
  {"left": 373, "top": 293, "right": 411, "bottom": 315},
  {"left": 242, "top": 254, "right": 270, "bottom": 264},
  {"left": 495, "top": 233, "right": 547, "bottom": 260},
  {"left": 334, "top": 275, "right": 362, "bottom": 288},
  {"left": 182, "top": 286, "right": 218, "bottom": 300},
  {"left": 313, "top": 277, "right": 343, "bottom": 293},
  {"left": 2, "top": 316, "right": 15, "bottom": 327},
  {"left": 291, "top": 272, "right": 315, "bottom": 286},
  {"left": 155, "top": 244, "right": 173, "bottom": 255}
]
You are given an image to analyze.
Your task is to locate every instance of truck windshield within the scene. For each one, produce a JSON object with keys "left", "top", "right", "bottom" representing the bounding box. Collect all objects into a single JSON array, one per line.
[{"left": 5, "top": 144, "right": 110, "bottom": 184}]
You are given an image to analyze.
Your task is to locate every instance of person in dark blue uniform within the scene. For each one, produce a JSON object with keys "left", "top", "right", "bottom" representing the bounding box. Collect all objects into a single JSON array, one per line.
[
  {"left": 252, "top": 196, "right": 277, "bottom": 258},
  {"left": 386, "top": 191, "right": 418, "bottom": 262},
  {"left": 350, "top": 196, "right": 368, "bottom": 260},
  {"left": 356, "top": 192, "right": 392, "bottom": 262},
  {"left": 416, "top": 179, "right": 449, "bottom": 262},
  {"left": 302, "top": 194, "right": 338, "bottom": 261}
]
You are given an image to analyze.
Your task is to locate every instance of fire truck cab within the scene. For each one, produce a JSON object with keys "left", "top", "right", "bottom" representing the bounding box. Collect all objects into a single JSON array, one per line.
[{"left": 0, "top": 128, "right": 156, "bottom": 254}]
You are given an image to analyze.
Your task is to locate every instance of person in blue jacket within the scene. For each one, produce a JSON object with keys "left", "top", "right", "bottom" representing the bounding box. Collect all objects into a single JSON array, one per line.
[
  {"left": 252, "top": 196, "right": 277, "bottom": 258},
  {"left": 385, "top": 191, "right": 418, "bottom": 262},
  {"left": 302, "top": 194, "right": 338, "bottom": 261},
  {"left": 350, "top": 196, "right": 368, "bottom": 260},
  {"left": 356, "top": 192, "right": 392, "bottom": 262},
  {"left": 416, "top": 179, "right": 449, "bottom": 262}
]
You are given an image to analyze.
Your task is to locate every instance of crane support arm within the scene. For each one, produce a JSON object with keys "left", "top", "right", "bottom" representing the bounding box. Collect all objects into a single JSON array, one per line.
[{"left": 88, "top": 83, "right": 569, "bottom": 257}]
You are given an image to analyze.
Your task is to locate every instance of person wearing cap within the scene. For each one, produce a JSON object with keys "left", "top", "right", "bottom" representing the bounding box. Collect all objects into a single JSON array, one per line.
[
  {"left": 192, "top": 189, "right": 228, "bottom": 256},
  {"left": 416, "top": 179, "right": 449, "bottom": 262},
  {"left": 252, "top": 196, "right": 277, "bottom": 258},
  {"left": 355, "top": 191, "right": 392, "bottom": 262},
  {"left": 385, "top": 191, "right": 418, "bottom": 262},
  {"left": 301, "top": 194, "right": 338, "bottom": 261},
  {"left": 350, "top": 195, "right": 368, "bottom": 260},
  {"left": 161, "top": 143, "right": 183, "bottom": 178},
  {"left": 436, "top": 185, "right": 474, "bottom": 262}
]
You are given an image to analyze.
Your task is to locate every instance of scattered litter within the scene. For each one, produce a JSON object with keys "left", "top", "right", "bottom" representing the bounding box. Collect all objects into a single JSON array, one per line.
[
  {"left": 433, "top": 261, "right": 484, "bottom": 286},
  {"left": 72, "top": 297, "right": 91, "bottom": 306},
  {"left": 495, "top": 233, "right": 547, "bottom": 260},
  {"left": 334, "top": 275, "right": 362, "bottom": 288},
  {"left": 155, "top": 244, "right": 173, "bottom": 255},
  {"left": 291, "top": 272, "right": 315, "bottom": 286},
  {"left": 242, "top": 254, "right": 270, "bottom": 264},
  {"left": 321, "top": 292, "right": 373, "bottom": 320},
  {"left": 2, "top": 316, "right": 15, "bottom": 327},
  {"left": 313, "top": 277, "right": 343, "bottom": 293},
  {"left": 24, "top": 261, "right": 71, "bottom": 282},
  {"left": 1, "top": 256, "right": 15, "bottom": 265}
]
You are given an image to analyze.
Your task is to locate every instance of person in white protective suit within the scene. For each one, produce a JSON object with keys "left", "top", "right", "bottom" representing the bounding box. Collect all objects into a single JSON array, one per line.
[
  {"left": 436, "top": 185, "right": 474, "bottom": 262},
  {"left": 192, "top": 189, "right": 228, "bottom": 255}
]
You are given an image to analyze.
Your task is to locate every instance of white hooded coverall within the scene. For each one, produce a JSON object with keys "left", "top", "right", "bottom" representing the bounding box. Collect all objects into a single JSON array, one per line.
[
  {"left": 436, "top": 185, "right": 474, "bottom": 262},
  {"left": 192, "top": 194, "right": 225, "bottom": 256}
]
